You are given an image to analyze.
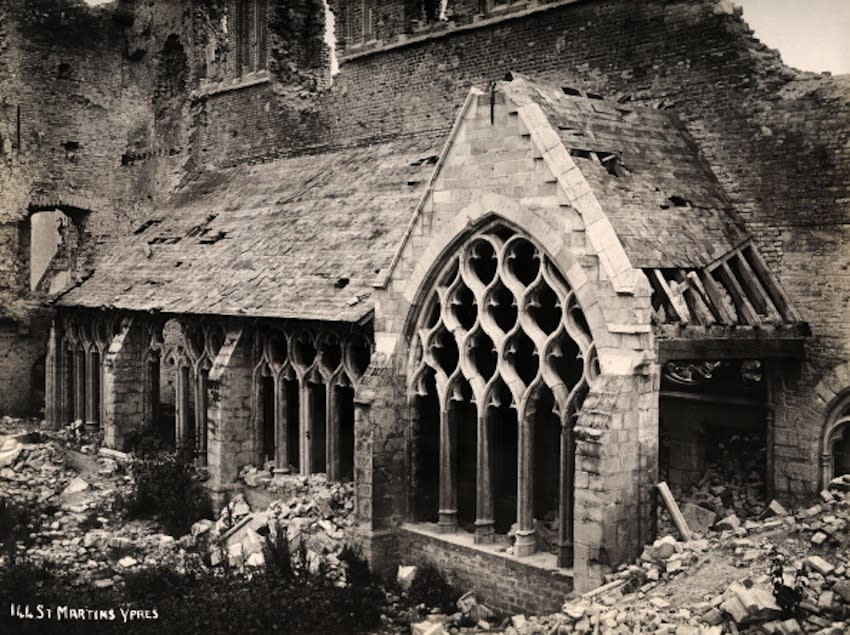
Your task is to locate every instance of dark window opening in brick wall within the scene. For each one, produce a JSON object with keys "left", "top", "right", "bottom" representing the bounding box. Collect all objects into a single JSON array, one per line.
[
  {"left": 362, "top": 0, "right": 375, "bottom": 39},
  {"left": 235, "top": 0, "right": 268, "bottom": 76}
]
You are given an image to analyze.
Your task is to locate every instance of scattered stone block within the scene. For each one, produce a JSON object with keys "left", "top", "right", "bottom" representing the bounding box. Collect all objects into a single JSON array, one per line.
[
  {"left": 118, "top": 556, "right": 137, "bottom": 568},
  {"left": 811, "top": 531, "right": 828, "bottom": 546},
  {"left": 832, "top": 580, "right": 850, "bottom": 603},
  {"left": 397, "top": 565, "right": 417, "bottom": 591},
  {"left": 764, "top": 500, "right": 788, "bottom": 517},
  {"left": 715, "top": 514, "right": 741, "bottom": 531},
  {"left": 62, "top": 476, "right": 90, "bottom": 496},
  {"left": 805, "top": 556, "right": 835, "bottom": 576},
  {"left": 562, "top": 598, "right": 589, "bottom": 621}
]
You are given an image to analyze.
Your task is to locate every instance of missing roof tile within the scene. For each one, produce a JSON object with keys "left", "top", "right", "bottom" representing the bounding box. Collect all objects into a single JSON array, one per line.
[{"left": 133, "top": 218, "right": 162, "bottom": 234}]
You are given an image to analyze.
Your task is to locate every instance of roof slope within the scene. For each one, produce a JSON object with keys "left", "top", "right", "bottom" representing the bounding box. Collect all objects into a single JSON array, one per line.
[
  {"left": 503, "top": 76, "right": 749, "bottom": 268},
  {"left": 58, "top": 135, "right": 443, "bottom": 321}
]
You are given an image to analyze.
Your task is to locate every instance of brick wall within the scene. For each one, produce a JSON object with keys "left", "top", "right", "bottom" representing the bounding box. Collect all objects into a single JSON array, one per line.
[{"left": 398, "top": 525, "right": 574, "bottom": 614}]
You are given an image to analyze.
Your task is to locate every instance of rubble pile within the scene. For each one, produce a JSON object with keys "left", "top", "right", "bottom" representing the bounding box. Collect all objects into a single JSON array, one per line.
[
  {"left": 0, "top": 419, "right": 191, "bottom": 588},
  {"left": 409, "top": 474, "right": 850, "bottom": 635},
  {"left": 191, "top": 473, "right": 356, "bottom": 582},
  {"left": 660, "top": 433, "right": 768, "bottom": 537}
]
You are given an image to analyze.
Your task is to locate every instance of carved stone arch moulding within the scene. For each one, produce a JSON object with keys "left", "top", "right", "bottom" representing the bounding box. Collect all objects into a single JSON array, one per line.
[{"left": 818, "top": 362, "right": 850, "bottom": 486}]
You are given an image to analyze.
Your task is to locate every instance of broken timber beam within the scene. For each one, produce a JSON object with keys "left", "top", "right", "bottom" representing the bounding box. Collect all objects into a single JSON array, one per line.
[{"left": 656, "top": 481, "right": 693, "bottom": 541}]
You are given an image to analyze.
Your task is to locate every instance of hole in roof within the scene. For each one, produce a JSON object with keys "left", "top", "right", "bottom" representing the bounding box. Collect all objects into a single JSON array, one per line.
[
  {"left": 410, "top": 155, "right": 439, "bottom": 167},
  {"left": 669, "top": 195, "right": 690, "bottom": 207},
  {"left": 586, "top": 92, "right": 604, "bottom": 100},
  {"left": 562, "top": 87, "right": 582, "bottom": 97},
  {"left": 335, "top": 277, "right": 350, "bottom": 289}
]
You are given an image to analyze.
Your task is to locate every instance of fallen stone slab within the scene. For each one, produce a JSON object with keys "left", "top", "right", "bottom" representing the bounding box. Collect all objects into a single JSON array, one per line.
[
  {"left": 0, "top": 442, "right": 22, "bottom": 468},
  {"left": 411, "top": 621, "right": 448, "bottom": 635},
  {"left": 681, "top": 502, "right": 716, "bottom": 534},
  {"left": 832, "top": 580, "right": 850, "bottom": 603}
]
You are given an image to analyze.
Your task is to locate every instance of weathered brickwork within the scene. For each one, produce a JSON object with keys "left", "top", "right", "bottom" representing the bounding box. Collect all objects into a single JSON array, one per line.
[{"left": 398, "top": 525, "right": 574, "bottom": 615}]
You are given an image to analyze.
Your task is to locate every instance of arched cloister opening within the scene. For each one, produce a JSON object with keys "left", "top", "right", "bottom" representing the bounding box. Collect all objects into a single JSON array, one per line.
[
  {"left": 823, "top": 392, "right": 850, "bottom": 485},
  {"left": 407, "top": 221, "right": 598, "bottom": 562},
  {"left": 252, "top": 325, "right": 369, "bottom": 480}
]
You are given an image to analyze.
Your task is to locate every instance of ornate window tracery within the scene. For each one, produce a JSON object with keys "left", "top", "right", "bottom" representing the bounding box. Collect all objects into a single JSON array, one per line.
[
  {"left": 61, "top": 314, "right": 120, "bottom": 434},
  {"left": 253, "top": 326, "right": 370, "bottom": 480},
  {"left": 145, "top": 319, "right": 225, "bottom": 464},
  {"left": 823, "top": 394, "right": 850, "bottom": 484},
  {"left": 409, "top": 223, "right": 598, "bottom": 564}
]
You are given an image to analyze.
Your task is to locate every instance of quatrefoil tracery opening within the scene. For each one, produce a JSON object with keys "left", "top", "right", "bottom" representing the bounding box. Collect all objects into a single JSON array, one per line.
[{"left": 411, "top": 224, "right": 598, "bottom": 423}]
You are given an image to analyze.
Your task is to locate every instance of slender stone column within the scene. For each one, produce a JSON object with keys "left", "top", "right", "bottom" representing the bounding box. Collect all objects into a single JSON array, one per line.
[
  {"left": 274, "top": 376, "right": 289, "bottom": 472},
  {"left": 438, "top": 406, "right": 457, "bottom": 531},
  {"left": 558, "top": 423, "right": 574, "bottom": 567},
  {"left": 326, "top": 385, "right": 340, "bottom": 481},
  {"left": 73, "top": 350, "right": 86, "bottom": 422},
  {"left": 515, "top": 412, "right": 536, "bottom": 556},
  {"left": 299, "top": 379, "right": 311, "bottom": 475},
  {"left": 475, "top": 410, "right": 495, "bottom": 543},
  {"left": 196, "top": 370, "right": 208, "bottom": 466},
  {"left": 176, "top": 366, "right": 190, "bottom": 453},
  {"left": 45, "top": 324, "right": 61, "bottom": 429},
  {"left": 84, "top": 350, "right": 99, "bottom": 434}
]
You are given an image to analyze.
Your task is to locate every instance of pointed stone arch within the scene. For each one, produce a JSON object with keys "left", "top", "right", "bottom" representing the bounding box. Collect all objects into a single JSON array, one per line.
[{"left": 404, "top": 212, "right": 604, "bottom": 566}]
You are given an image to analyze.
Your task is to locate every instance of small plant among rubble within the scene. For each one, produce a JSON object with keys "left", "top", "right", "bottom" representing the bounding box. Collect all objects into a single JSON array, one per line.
[{"left": 126, "top": 451, "right": 212, "bottom": 536}]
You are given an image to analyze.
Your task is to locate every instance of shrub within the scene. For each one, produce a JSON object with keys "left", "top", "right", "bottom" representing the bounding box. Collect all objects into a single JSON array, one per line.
[
  {"left": 127, "top": 452, "right": 212, "bottom": 536},
  {"left": 406, "top": 562, "right": 462, "bottom": 614}
]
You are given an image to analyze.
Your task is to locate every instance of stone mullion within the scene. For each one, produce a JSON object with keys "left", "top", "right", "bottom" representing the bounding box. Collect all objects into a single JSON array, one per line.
[
  {"left": 438, "top": 403, "right": 458, "bottom": 531},
  {"left": 299, "top": 377, "right": 311, "bottom": 475},
  {"left": 515, "top": 403, "right": 536, "bottom": 557},
  {"left": 176, "top": 365, "right": 190, "bottom": 454},
  {"left": 558, "top": 421, "right": 575, "bottom": 567},
  {"left": 474, "top": 407, "right": 494, "bottom": 543},
  {"left": 195, "top": 368, "right": 208, "bottom": 466},
  {"left": 73, "top": 348, "right": 86, "bottom": 422},
  {"left": 274, "top": 374, "right": 288, "bottom": 471},
  {"left": 326, "top": 381, "right": 340, "bottom": 481},
  {"left": 84, "top": 348, "right": 99, "bottom": 434}
]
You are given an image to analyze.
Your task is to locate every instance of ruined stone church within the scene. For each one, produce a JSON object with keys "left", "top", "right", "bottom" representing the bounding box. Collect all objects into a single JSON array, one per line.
[{"left": 1, "top": 0, "right": 848, "bottom": 611}]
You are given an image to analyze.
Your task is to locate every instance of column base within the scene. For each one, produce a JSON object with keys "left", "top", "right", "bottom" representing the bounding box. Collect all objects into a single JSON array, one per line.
[
  {"left": 557, "top": 541, "right": 573, "bottom": 568},
  {"left": 437, "top": 509, "right": 458, "bottom": 533},
  {"left": 514, "top": 529, "right": 536, "bottom": 557},
  {"left": 474, "top": 519, "right": 495, "bottom": 544}
]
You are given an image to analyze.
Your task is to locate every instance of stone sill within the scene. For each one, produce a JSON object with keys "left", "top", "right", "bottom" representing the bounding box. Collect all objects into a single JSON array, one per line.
[
  {"left": 192, "top": 70, "right": 271, "bottom": 99},
  {"left": 340, "top": 0, "right": 588, "bottom": 64},
  {"left": 400, "top": 522, "right": 573, "bottom": 576}
]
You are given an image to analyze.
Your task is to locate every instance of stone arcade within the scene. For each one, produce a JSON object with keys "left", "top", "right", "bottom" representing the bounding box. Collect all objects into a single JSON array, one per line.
[{"left": 1, "top": 0, "right": 848, "bottom": 612}]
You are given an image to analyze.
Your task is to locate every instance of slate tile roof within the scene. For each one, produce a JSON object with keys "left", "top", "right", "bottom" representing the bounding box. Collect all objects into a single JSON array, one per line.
[
  {"left": 503, "top": 76, "right": 750, "bottom": 268},
  {"left": 58, "top": 135, "right": 443, "bottom": 322}
]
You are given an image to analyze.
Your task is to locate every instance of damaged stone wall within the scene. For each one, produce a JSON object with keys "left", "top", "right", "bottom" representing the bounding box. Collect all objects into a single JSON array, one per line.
[
  {"left": 0, "top": 0, "right": 202, "bottom": 414},
  {"left": 314, "top": 0, "right": 850, "bottom": 499}
]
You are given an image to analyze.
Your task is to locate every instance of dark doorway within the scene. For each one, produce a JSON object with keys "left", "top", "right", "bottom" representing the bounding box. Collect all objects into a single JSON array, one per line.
[
  {"left": 309, "top": 383, "right": 327, "bottom": 473},
  {"left": 285, "top": 379, "right": 300, "bottom": 471},
  {"left": 261, "top": 376, "right": 275, "bottom": 464},
  {"left": 337, "top": 385, "right": 355, "bottom": 481}
]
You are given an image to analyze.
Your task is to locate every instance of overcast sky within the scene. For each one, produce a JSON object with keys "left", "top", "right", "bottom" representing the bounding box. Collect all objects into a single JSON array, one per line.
[{"left": 735, "top": 0, "right": 850, "bottom": 74}]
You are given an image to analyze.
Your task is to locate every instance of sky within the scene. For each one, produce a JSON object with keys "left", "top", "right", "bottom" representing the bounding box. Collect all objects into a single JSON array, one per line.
[
  {"left": 81, "top": 0, "right": 849, "bottom": 75},
  {"left": 734, "top": 0, "right": 850, "bottom": 74}
]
